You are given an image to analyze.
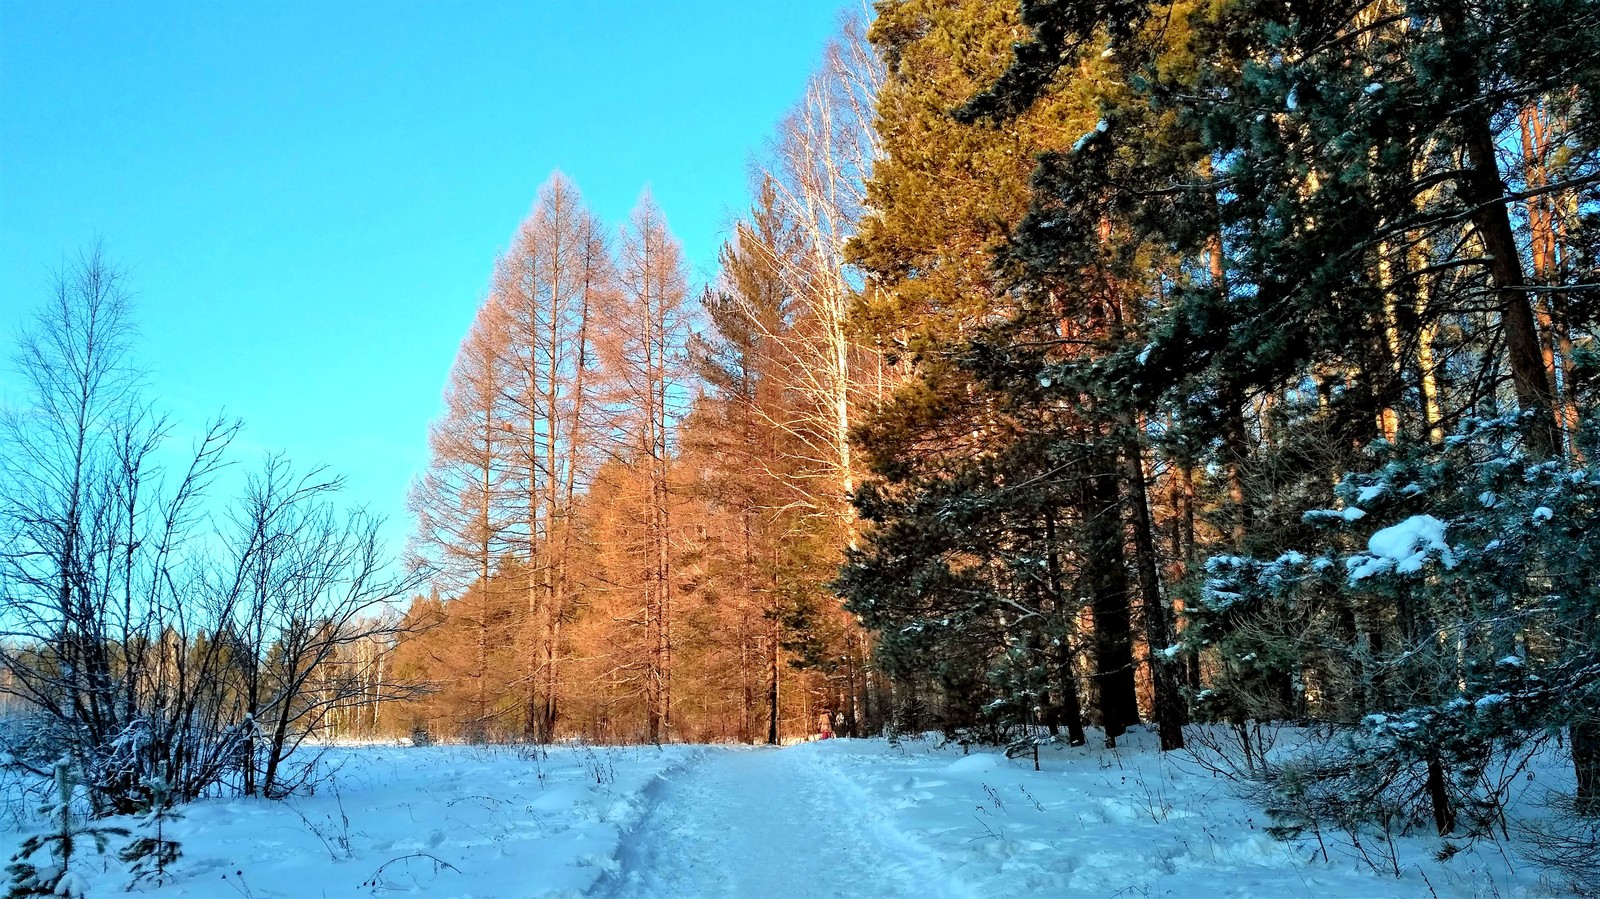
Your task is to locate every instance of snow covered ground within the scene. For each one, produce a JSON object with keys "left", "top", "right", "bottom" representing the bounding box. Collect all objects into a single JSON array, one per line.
[
  {"left": 3, "top": 743, "right": 704, "bottom": 898},
  {"left": 790, "top": 731, "right": 1556, "bottom": 898},
  {"left": 0, "top": 730, "right": 1573, "bottom": 897}
]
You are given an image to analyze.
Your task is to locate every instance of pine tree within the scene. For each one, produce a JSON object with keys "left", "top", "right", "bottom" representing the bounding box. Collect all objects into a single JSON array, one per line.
[
  {"left": 846, "top": 0, "right": 1220, "bottom": 749},
  {"left": 1184, "top": 414, "right": 1600, "bottom": 833},
  {"left": 842, "top": 0, "right": 1136, "bottom": 743},
  {"left": 688, "top": 185, "right": 809, "bottom": 743},
  {"left": 952, "top": 0, "right": 1600, "bottom": 759}
]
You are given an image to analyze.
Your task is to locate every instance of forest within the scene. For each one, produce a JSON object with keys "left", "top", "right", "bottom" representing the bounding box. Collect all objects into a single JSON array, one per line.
[{"left": 4, "top": 0, "right": 1600, "bottom": 894}]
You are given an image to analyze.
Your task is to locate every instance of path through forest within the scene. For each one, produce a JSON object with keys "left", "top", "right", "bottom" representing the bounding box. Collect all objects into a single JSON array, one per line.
[{"left": 598, "top": 746, "right": 972, "bottom": 899}]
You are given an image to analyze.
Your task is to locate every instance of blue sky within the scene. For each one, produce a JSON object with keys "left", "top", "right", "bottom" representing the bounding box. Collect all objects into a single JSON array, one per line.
[{"left": 1, "top": 0, "right": 853, "bottom": 556}]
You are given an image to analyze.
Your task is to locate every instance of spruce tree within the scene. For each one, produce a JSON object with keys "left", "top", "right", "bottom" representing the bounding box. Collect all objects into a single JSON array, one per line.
[
  {"left": 120, "top": 769, "right": 182, "bottom": 889},
  {"left": 6, "top": 759, "right": 126, "bottom": 899}
]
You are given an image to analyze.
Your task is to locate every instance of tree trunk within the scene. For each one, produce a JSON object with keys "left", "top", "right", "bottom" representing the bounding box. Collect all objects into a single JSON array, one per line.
[
  {"left": 1119, "top": 415, "right": 1185, "bottom": 751},
  {"left": 1574, "top": 718, "right": 1600, "bottom": 815},
  {"left": 767, "top": 615, "right": 781, "bottom": 745},
  {"left": 1043, "top": 508, "right": 1087, "bottom": 746},
  {"left": 1458, "top": 110, "right": 1559, "bottom": 457},
  {"left": 1082, "top": 457, "right": 1139, "bottom": 746},
  {"left": 1426, "top": 754, "right": 1457, "bottom": 835}
]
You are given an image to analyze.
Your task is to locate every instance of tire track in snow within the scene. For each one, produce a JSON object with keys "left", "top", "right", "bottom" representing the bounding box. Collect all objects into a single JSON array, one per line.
[{"left": 592, "top": 746, "right": 975, "bottom": 899}]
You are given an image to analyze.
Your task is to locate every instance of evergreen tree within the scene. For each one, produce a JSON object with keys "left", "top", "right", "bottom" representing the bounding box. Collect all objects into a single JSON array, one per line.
[
  {"left": 1185, "top": 414, "right": 1600, "bottom": 833},
  {"left": 688, "top": 184, "right": 802, "bottom": 744},
  {"left": 960, "top": 4, "right": 1600, "bottom": 803},
  {"left": 6, "top": 759, "right": 126, "bottom": 899},
  {"left": 949, "top": 0, "right": 1600, "bottom": 763},
  {"left": 119, "top": 768, "right": 182, "bottom": 890},
  {"left": 843, "top": 0, "right": 1147, "bottom": 744}
]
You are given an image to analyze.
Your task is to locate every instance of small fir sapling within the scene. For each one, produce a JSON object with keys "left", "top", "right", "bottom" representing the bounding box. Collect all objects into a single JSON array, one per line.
[
  {"left": 5, "top": 758, "right": 127, "bottom": 898},
  {"left": 120, "top": 768, "right": 182, "bottom": 889}
]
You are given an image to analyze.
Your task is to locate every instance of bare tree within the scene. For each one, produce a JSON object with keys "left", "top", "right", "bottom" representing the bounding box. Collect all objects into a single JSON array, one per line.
[
  {"left": 223, "top": 458, "right": 416, "bottom": 798},
  {"left": 0, "top": 246, "right": 215, "bottom": 811},
  {"left": 751, "top": 11, "right": 884, "bottom": 538},
  {"left": 730, "top": 12, "right": 887, "bottom": 732},
  {"left": 0, "top": 247, "right": 419, "bottom": 811}
]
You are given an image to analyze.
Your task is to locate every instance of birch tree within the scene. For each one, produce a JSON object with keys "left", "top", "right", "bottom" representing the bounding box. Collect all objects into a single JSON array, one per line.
[{"left": 750, "top": 11, "right": 884, "bottom": 536}]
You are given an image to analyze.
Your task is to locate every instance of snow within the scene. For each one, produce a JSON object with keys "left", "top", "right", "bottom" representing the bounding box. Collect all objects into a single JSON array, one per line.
[
  {"left": 3, "top": 743, "right": 700, "bottom": 899},
  {"left": 942, "top": 751, "right": 1010, "bottom": 775},
  {"left": 1071, "top": 119, "right": 1110, "bottom": 153},
  {"left": 603, "top": 747, "right": 965, "bottom": 899},
  {"left": 1369, "top": 514, "right": 1449, "bottom": 560},
  {"left": 1348, "top": 513, "right": 1455, "bottom": 580},
  {"left": 0, "top": 732, "right": 1563, "bottom": 898},
  {"left": 56, "top": 870, "right": 89, "bottom": 897},
  {"left": 781, "top": 731, "right": 1547, "bottom": 898}
]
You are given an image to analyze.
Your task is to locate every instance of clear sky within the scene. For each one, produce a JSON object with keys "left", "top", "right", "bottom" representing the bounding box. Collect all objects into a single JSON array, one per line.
[{"left": 1, "top": 0, "right": 853, "bottom": 556}]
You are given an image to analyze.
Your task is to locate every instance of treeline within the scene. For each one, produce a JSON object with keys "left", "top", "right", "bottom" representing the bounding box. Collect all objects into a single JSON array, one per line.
[
  {"left": 388, "top": 19, "right": 886, "bottom": 745},
  {"left": 835, "top": 0, "right": 1600, "bottom": 868}
]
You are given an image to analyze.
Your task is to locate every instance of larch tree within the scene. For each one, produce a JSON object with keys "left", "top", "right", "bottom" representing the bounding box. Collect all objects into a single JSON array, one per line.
[
  {"left": 407, "top": 301, "right": 518, "bottom": 733},
  {"left": 690, "top": 191, "right": 798, "bottom": 744},
  {"left": 601, "top": 191, "right": 692, "bottom": 744},
  {"left": 491, "top": 172, "right": 611, "bottom": 741}
]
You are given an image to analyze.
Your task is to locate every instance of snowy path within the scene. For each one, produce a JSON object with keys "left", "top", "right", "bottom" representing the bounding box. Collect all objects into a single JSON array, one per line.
[
  {"left": 599, "top": 747, "right": 970, "bottom": 899},
  {"left": 0, "top": 737, "right": 1549, "bottom": 898}
]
